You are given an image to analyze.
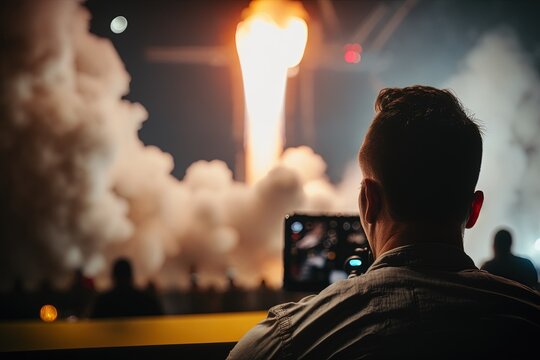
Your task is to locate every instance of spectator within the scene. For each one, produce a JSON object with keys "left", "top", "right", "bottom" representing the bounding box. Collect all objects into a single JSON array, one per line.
[
  {"left": 481, "top": 228, "right": 538, "bottom": 288},
  {"left": 65, "top": 269, "right": 95, "bottom": 318}
]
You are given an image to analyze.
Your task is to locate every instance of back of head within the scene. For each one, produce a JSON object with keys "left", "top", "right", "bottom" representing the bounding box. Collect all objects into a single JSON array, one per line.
[
  {"left": 112, "top": 257, "right": 133, "bottom": 287},
  {"left": 359, "top": 85, "right": 483, "bottom": 223},
  {"left": 493, "top": 228, "right": 512, "bottom": 255}
]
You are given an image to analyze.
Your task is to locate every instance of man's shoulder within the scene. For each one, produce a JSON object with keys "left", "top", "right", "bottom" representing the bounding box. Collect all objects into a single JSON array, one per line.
[
  {"left": 513, "top": 254, "right": 537, "bottom": 267},
  {"left": 268, "top": 268, "right": 409, "bottom": 319},
  {"left": 229, "top": 267, "right": 539, "bottom": 360}
]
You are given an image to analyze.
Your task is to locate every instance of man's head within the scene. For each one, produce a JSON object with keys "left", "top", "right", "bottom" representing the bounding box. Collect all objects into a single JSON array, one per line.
[
  {"left": 358, "top": 86, "right": 484, "bottom": 254},
  {"left": 112, "top": 257, "right": 133, "bottom": 287},
  {"left": 493, "top": 228, "right": 513, "bottom": 256}
]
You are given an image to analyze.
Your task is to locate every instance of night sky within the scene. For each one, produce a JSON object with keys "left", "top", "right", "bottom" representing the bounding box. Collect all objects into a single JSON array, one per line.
[{"left": 83, "top": 0, "right": 540, "bottom": 182}]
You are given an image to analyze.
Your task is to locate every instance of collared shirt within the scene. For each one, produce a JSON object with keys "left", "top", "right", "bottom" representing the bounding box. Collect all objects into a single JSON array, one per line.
[{"left": 228, "top": 243, "right": 540, "bottom": 359}]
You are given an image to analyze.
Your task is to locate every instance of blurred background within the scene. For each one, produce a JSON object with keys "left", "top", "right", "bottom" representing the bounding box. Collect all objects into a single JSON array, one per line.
[{"left": 1, "top": 0, "right": 539, "bottom": 322}]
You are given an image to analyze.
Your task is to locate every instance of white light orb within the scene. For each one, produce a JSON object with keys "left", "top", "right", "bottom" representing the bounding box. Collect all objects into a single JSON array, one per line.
[
  {"left": 110, "top": 16, "right": 128, "bottom": 34},
  {"left": 534, "top": 238, "right": 540, "bottom": 252}
]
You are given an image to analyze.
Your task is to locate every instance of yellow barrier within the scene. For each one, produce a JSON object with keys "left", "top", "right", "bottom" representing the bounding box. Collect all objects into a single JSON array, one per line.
[{"left": 0, "top": 311, "right": 267, "bottom": 352}]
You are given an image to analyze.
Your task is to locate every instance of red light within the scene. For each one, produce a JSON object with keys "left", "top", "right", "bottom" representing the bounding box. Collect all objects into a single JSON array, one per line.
[
  {"left": 344, "top": 50, "right": 361, "bottom": 63},
  {"left": 343, "top": 43, "right": 362, "bottom": 64}
]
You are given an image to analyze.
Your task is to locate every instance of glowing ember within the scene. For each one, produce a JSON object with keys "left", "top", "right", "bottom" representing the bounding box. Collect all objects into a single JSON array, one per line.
[
  {"left": 40, "top": 304, "right": 58, "bottom": 322},
  {"left": 236, "top": 1, "right": 308, "bottom": 184}
]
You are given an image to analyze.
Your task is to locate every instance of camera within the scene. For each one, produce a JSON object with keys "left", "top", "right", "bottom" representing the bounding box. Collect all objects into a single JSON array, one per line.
[{"left": 283, "top": 213, "right": 373, "bottom": 292}]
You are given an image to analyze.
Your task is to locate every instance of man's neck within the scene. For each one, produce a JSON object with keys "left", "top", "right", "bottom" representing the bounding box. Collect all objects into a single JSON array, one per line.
[{"left": 374, "top": 221, "right": 465, "bottom": 258}]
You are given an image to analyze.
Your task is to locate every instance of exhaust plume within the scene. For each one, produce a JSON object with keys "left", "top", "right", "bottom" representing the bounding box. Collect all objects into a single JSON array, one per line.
[
  {"left": 0, "top": 0, "right": 354, "bottom": 291},
  {"left": 236, "top": 0, "right": 308, "bottom": 184}
]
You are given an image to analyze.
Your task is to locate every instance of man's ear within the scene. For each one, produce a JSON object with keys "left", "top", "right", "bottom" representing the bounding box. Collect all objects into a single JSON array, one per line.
[
  {"left": 360, "top": 179, "right": 382, "bottom": 225},
  {"left": 465, "top": 190, "right": 484, "bottom": 229}
]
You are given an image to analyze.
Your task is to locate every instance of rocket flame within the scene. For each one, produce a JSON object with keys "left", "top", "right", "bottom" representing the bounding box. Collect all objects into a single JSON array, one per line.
[{"left": 236, "top": 1, "right": 308, "bottom": 184}]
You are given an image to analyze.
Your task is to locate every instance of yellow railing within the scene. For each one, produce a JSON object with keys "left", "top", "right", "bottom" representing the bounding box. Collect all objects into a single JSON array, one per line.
[{"left": 0, "top": 311, "right": 267, "bottom": 352}]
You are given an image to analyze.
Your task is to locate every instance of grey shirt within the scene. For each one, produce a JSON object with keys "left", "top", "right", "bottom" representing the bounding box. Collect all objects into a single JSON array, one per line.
[{"left": 228, "top": 243, "right": 540, "bottom": 359}]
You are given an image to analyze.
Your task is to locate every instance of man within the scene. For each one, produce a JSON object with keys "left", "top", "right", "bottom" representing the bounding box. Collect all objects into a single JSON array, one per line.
[
  {"left": 228, "top": 86, "right": 540, "bottom": 359},
  {"left": 481, "top": 228, "right": 538, "bottom": 289}
]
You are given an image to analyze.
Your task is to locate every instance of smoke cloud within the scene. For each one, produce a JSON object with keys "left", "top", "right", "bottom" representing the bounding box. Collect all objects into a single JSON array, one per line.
[
  {"left": 2, "top": 1, "right": 537, "bottom": 293},
  {"left": 0, "top": 0, "right": 359, "bottom": 291},
  {"left": 447, "top": 29, "right": 540, "bottom": 266}
]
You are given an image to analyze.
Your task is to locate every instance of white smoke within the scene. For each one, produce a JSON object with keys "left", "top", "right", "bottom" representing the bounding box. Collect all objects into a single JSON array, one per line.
[
  {"left": 447, "top": 29, "right": 540, "bottom": 267},
  {"left": 0, "top": 0, "right": 359, "bottom": 291},
  {"left": 6, "top": 1, "right": 535, "bottom": 294},
  {"left": 0, "top": 0, "right": 135, "bottom": 289}
]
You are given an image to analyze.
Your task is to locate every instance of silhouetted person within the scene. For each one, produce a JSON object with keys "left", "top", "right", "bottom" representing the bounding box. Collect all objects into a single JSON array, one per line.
[
  {"left": 481, "top": 228, "right": 538, "bottom": 288},
  {"left": 187, "top": 264, "right": 205, "bottom": 313},
  {"left": 184, "top": 264, "right": 220, "bottom": 313},
  {"left": 223, "top": 272, "right": 244, "bottom": 312},
  {"left": 90, "top": 258, "right": 163, "bottom": 318},
  {"left": 65, "top": 269, "right": 95, "bottom": 318},
  {"left": 228, "top": 86, "right": 540, "bottom": 359},
  {"left": 254, "top": 279, "right": 278, "bottom": 311}
]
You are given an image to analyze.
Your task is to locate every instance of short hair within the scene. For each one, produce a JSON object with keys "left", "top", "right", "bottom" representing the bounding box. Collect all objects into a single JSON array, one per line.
[
  {"left": 359, "top": 85, "right": 483, "bottom": 223},
  {"left": 494, "top": 229, "right": 512, "bottom": 253}
]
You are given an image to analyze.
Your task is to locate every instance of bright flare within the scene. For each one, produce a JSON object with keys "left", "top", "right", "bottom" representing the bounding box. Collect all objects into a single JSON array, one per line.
[{"left": 236, "top": 10, "right": 308, "bottom": 184}]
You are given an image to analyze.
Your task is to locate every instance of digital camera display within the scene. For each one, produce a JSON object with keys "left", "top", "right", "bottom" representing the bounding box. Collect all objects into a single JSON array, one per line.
[{"left": 283, "top": 213, "right": 371, "bottom": 292}]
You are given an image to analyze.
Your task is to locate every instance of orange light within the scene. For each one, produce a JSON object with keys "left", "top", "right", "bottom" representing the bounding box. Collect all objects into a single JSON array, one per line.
[
  {"left": 40, "top": 304, "right": 58, "bottom": 322},
  {"left": 236, "top": 2, "right": 308, "bottom": 184}
]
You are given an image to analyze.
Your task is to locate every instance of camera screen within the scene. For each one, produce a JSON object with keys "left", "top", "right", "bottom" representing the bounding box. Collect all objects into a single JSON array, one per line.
[{"left": 283, "top": 213, "right": 370, "bottom": 292}]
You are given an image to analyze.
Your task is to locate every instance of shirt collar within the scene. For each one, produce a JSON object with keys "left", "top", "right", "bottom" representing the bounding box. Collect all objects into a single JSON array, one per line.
[{"left": 367, "top": 242, "right": 478, "bottom": 273}]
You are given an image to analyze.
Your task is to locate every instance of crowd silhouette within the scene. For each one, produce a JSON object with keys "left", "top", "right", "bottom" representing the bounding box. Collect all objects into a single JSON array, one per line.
[
  {"left": 0, "top": 258, "right": 302, "bottom": 321},
  {"left": 1, "top": 232, "right": 538, "bottom": 322}
]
